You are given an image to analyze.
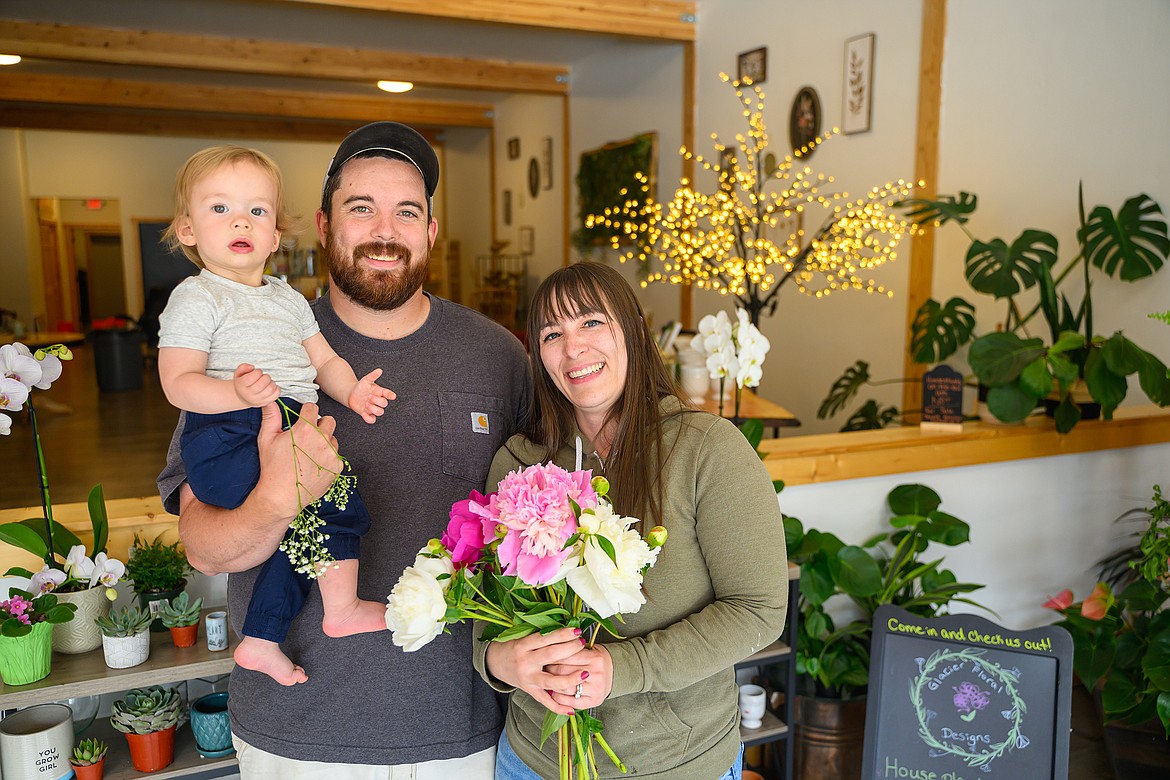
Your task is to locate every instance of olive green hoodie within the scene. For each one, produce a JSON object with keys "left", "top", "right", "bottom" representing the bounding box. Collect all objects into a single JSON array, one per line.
[{"left": 474, "top": 400, "right": 788, "bottom": 778}]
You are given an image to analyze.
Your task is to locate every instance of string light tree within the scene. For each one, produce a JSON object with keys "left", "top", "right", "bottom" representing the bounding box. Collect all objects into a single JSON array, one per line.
[{"left": 588, "top": 73, "right": 921, "bottom": 331}]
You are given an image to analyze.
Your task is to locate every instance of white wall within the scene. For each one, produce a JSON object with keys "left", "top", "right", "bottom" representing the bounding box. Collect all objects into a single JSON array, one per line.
[
  {"left": 439, "top": 126, "right": 493, "bottom": 305},
  {"left": 0, "top": 130, "right": 36, "bottom": 327},
  {"left": 780, "top": 441, "right": 1168, "bottom": 631}
]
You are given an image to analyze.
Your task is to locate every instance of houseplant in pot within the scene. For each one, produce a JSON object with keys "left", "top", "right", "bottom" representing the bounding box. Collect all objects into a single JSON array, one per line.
[
  {"left": 70, "top": 737, "right": 108, "bottom": 780},
  {"left": 784, "top": 483, "right": 987, "bottom": 780},
  {"left": 0, "top": 588, "right": 76, "bottom": 685},
  {"left": 158, "top": 592, "right": 202, "bottom": 648},
  {"left": 110, "top": 685, "right": 183, "bottom": 772},
  {"left": 124, "top": 533, "right": 192, "bottom": 632},
  {"left": 95, "top": 605, "right": 152, "bottom": 669}
]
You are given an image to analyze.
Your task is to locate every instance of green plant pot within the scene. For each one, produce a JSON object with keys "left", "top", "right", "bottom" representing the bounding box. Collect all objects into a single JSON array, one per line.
[
  {"left": 136, "top": 580, "right": 186, "bottom": 633},
  {"left": 0, "top": 622, "right": 53, "bottom": 686}
]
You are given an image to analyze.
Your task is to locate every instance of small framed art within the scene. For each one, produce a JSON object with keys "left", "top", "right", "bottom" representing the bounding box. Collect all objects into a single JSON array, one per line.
[
  {"left": 541, "top": 136, "right": 554, "bottom": 190},
  {"left": 789, "top": 86, "right": 822, "bottom": 157},
  {"left": 843, "top": 33, "right": 875, "bottom": 135},
  {"left": 507, "top": 137, "right": 520, "bottom": 160},
  {"left": 737, "top": 47, "right": 767, "bottom": 85},
  {"left": 519, "top": 226, "right": 534, "bottom": 255}
]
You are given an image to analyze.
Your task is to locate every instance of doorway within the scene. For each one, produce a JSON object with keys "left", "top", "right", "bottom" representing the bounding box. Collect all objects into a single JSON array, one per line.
[{"left": 33, "top": 198, "right": 124, "bottom": 331}]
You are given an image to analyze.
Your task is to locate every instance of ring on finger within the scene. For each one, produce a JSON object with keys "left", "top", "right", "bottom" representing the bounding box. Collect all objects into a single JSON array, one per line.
[{"left": 574, "top": 683, "right": 583, "bottom": 700}]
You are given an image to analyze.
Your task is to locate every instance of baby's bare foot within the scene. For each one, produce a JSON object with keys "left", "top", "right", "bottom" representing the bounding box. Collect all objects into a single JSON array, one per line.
[
  {"left": 234, "top": 637, "right": 308, "bottom": 685},
  {"left": 322, "top": 599, "right": 387, "bottom": 638}
]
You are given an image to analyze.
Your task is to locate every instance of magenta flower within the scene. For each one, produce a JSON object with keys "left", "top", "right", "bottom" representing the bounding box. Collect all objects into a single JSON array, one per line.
[
  {"left": 494, "top": 464, "right": 598, "bottom": 586},
  {"left": 442, "top": 490, "right": 493, "bottom": 569}
]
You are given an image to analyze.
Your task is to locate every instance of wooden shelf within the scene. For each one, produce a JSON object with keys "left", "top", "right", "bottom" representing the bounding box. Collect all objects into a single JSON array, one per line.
[
  {"left": 0, "top": 609, "right": 236, "bottom": 710},
  {"left": 740, "top": 708, "right": 788, "bottom": 747},
  {"left": 88, "top": 720, "right": 237, "bottom": 780}
]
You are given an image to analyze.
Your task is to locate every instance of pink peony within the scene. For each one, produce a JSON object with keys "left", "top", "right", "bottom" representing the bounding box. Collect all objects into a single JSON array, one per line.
[
  {"left": 442, "top": 490, "right": 493, "bottom": 569},
  {"left": 493, "top": 464, "right": 598, "bottom": 586}
]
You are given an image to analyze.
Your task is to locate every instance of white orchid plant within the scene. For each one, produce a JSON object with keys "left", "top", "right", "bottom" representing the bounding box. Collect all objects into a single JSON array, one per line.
[
  {"left": 690, "top": 309, "right": 771, "bottom": 418},
  {"left": 0, "top": 342, "right": 125, "bottom": 599}
]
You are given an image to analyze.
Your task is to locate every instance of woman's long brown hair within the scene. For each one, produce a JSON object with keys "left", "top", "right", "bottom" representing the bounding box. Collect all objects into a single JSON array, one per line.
[{"left": 523, "top": 262, "right": 682, "bottom": 528}]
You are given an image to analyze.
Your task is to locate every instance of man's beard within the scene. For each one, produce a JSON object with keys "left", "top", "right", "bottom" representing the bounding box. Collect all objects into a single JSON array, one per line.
[{"left": 326, "top": 237, "right": 429, "bottom": 311}]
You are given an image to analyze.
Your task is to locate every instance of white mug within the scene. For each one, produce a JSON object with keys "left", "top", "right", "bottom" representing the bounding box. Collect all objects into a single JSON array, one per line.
[
  {"left": 738, "top": 683, "right": 767, "bottom": 729},
  {"left": 205, "top": 610, "right": 229, "bottom": 651},
  {"left": 680, "top": 365, "right": 709, "bottom": 402}
]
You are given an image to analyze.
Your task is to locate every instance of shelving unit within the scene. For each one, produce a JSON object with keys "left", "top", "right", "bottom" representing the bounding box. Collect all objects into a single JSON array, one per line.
[
  {"left": 0, "top": 609, "right": 238, "bottom": 779},
  {"left": 736, "top": 563, "right": 800, "bottom": 780}
]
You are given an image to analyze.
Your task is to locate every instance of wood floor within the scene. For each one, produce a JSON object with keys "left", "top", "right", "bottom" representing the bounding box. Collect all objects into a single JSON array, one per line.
[{"left": 2, "top": 344, "right": 179, "bottom": 511}]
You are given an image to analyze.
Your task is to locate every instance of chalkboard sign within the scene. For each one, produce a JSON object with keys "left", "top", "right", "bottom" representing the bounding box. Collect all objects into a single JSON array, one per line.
[
  {"left": 137, "top": 219, "right": 197, "bottom": 306},
  {"left": 922, "top": 364, "right": 964, "bottom": 429},
  {"left": 862, "top": 605, "right": 1072, "bottom": 779}
]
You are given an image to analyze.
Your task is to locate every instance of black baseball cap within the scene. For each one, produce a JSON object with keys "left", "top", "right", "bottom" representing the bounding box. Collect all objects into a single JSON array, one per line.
[{"left": 323, "top": 121, "right": 439, "bottom": 199}]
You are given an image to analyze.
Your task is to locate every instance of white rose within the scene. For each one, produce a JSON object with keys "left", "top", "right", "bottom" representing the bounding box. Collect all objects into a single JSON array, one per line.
[
  {"left": 565, "top": 505, "right": 660, "bottom": 619},
  {"left": 385, "top": 552, "right": 455, "bottom": 652}
]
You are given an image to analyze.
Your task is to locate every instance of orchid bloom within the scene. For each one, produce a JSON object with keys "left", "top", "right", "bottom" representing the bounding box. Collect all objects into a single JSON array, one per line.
[
  {"left": 0, "top": 411, "right": 11, "bottom": 436},
  {"left": 0, "top": 376, "right": 29, "bottom": 414},
  {"left": 90, "top": 552, "right": 126, "bottom": 593},
  {"left": 29, "top": 565, "right": 66, "bottom": 594},
  {"left": 64, "top": 545, "right": 96, "bottom": 582},
  {"left": 0, "top": 344, "right": 43, "bottom": 389}
]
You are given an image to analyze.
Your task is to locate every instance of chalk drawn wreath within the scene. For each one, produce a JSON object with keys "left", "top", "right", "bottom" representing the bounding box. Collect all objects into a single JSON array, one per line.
[{"left": 909, "top": 647, "right": 1028, "bottom": 770}]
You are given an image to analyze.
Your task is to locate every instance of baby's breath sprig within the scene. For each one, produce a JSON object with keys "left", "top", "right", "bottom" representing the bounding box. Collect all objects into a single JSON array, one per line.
[{"left": 275, "top": 400, "right": 357, "bottom": 580}]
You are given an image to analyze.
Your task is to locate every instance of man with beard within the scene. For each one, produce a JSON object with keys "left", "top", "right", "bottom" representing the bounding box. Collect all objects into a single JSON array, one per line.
[{"left": 158, "top": 122, "right": 531, "bottom": 778}]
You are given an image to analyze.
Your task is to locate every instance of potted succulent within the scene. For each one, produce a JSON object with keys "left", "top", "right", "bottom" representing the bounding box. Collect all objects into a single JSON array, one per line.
[
  {"left": 124, "top": 533, "right": 192, "bottom": 632},
  {"left": 110, "top": 685, "right": 183, "bottom": 772},
  {"left": 70, "top": 737, "right": 108, "bottom": 780},
  {"left": 95, "top": 605, "right": 153, "bottom": 669},
  {"left": 784, "top": 483, "right": 987, "bottom": 779},
  {"left": 158, "top": 592, "right": 203, "bottom": 648},
  {"left": 898, "top": 187, "right": 1170, "bottom": 432}
]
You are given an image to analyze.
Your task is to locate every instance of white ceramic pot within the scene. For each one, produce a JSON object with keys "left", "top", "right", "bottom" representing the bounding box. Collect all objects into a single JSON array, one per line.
[
  {"left": 52, "top": 586, "right": 113, "bottom": 654},
  {"left": 101, "top": 630, "right": 150, "bottom": 669}
]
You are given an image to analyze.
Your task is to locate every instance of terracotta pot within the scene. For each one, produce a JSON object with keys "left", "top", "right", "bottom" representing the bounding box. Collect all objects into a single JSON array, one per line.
[
  {"left": 71, "top": 757, "right": 105, "bottom": 780},
  {"left": 794, "top": 695, "right": 866, "bottom": 780},
  {"left": 168, "top": 624, "right": 197, "bottom": 648},
  {"left": 124, "top": 725, "right": 176, "bottom": 772},
  {"left": 136, "top": 580, "right": 186, "bottom": 632},
  {"left": 53, "top": 585, "right": 113, "bottom": 654}
]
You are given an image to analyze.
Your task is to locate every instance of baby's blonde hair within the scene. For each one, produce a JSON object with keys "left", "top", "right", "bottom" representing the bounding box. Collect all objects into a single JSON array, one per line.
[{"left": 163, "top": 145, "right": 298, "bottom": 267}]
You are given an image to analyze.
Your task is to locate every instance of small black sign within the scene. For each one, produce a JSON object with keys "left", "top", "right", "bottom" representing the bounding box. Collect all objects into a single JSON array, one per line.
[
  {"left": 922, "top": 365, "right": 964, "bottom": 424},
  {"left": 862, "top": 605, "right": 1073, "bottom": 779}
]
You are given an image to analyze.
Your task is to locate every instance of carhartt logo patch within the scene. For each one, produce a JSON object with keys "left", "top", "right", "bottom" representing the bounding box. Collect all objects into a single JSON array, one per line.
[{"left": 472, "top": 413, "right": 490, "bottom": 434}]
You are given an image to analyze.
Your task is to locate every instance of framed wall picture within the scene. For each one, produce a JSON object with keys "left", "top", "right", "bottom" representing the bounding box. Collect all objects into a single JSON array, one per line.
[
  {"left": 519, "top": 226, "right": 534, "bottom": 255},
  {"left": 528, "top": 158, "right": 541, "bottom": 198},
  {"left": 502, "top": 189, "right": 512, "bottom": 226},
  {"left": 737, "top": 46, "right": 767, "bottom": 85},
  {"left": 843, "top": 33, "right": 876, "bottom": 135},
  {"left": 789, "top": 86, "right": 822, "bottom": 157},
  {"left": 541, "top": 136, "right": 554, "bottom": 190},
  {"left": 507, "top": 137, "right": 520, "bottom": 160}
]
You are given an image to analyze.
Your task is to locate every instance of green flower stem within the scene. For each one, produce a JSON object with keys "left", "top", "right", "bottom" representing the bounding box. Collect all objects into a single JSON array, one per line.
[
  {"left": 27, "top": 400, "right": 55, "bottom": 566},
  {"left": 593, "top": 731, "right": 627, "bottom": 772}
]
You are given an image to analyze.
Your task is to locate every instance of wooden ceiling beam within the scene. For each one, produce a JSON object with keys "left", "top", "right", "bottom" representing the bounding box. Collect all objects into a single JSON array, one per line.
[
  {"left": 276, "top": 0, "right": 697, "bottom": 42},
  {"left": 0, "top": 73, "right": 494, "bottom": 128},
  {"left": 0, "top": 20, "right": 569, "bottom": 95}
]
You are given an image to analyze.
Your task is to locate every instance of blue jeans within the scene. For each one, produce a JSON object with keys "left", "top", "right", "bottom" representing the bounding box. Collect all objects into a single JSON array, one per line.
[{"left": 495, "top": 728, "right": 743, "bottom": 780}]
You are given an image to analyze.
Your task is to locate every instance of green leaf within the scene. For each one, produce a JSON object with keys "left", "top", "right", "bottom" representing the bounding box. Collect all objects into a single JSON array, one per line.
[
  {"left": 539, "top": 711, "right": 569, "bottom": 749},
  {"left": 738, "top": 418, "right": 764, "bottom": 452},
  {"left": 1053, "top": 396, "right": 1082, "bottom": 433},
  {"left": 1101, "top": 669, "right": 1139, "bottom": 717},
  {"left": 0, "top": 523, "right": 50, "bottom": 559},
  {"left": 1, "top": 617, "right": 31, "bottom": 637},
  {"left": 595, "top": 535, "right": 618, "bottom": 566},
  {"left": 965, "top": 230, "right": 1058, "bottom": 299},
  {"left": 1084, "top": 347, "right": 1128, "bottom": 415},
  {"left": 87, "top": 484, "right": 109, "bottom": 556},
  {"left": 1157, "top": 693, "right": 1170, "bottom": 738},
  {"left": 921, "top": 512, "right": 971, "bottom": 546},
  {"left": 494, "top": 624, "right": 538, "bottom": 642},
  {"left": 897, "top": 192, "right": 978, "bottom": 227},
  {"left": 1101, "top": 332, "right": 1147, "bottom": 376},
  {"left": 911, "top": 298, "right": 976, "bottom": 364},
  {"left": 783, "top": 516, "right": 805, "bottom": 559},
  {"left": 888, "top": 484, "right": 942, "bottom": 516},
  {"left": 804, "top": 609, "right": 829, "bottom": 640},
  {"left": 801, "top": 558, "right": 836, "bottom": 606},
  {"left": 1050, "top": 331, "right": 1087, "bottom": 355},
  {"left": 1019, "top": 357, "right": 1053, "bottom": 398},
  {"left": 969, "top": 332, "right": 1047, "bottom": 386},
  {"left": 1048, "top": 353, "right": 1079, "bottom": 386},
  {"left": 1080, "top": 194, "right": 1170, "bottom": 282},
  {"left": 1144, "top": 632, "right": 1170, "bottom": 691},
  {"left": 818, "top": 360, "right": 870, "bottom": 419},
  {"left": 829, "top": 546, "right": 882, "bottom": 597},
  {"left": 986, "top": 384, "right": 1041, "bottom": 423},
  {"left": 1138, "top": 352, "right": 1170, "bottom": 405},
  {"left": 839, "top": 400, "right": 899, "bottom": 432}
]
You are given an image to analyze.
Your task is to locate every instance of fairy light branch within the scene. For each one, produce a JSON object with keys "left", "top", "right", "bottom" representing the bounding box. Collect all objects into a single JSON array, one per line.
[{"left": 588, "top": 74, "right": 921, "bottom": 327}]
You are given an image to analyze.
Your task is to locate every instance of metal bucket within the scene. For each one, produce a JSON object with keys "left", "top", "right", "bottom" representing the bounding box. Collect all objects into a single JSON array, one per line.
[{"left": 794, "top": 695, "right": 866, "bottom": 780}]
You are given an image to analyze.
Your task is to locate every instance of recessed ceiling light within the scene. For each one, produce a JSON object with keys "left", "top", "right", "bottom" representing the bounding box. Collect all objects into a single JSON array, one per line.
[
  {"left": 377, "top": 80, "right": 414, "bottom": 94},
  {"left": 0, "top": 55, "right": 21, "bottom": 66}
]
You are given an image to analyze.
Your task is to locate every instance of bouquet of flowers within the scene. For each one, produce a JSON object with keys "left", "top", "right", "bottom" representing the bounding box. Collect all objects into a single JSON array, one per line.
[
  {"left": 690, "top": 309, "right": 771, "bottom": 418},
  {"left": 0, "top": 343, "right": 126, "bottom": 599},
  {"left": 0, "top": 588, "right": 76, "bottom": 637},
  {"left": 385, "top": 462, "right": 667, "bottom": 780}
]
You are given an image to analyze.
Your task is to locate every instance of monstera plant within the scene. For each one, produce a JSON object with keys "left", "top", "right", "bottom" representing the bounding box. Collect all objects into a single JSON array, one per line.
[{"left": 822, "top": 186, "right": 1170, "bottom": 433}]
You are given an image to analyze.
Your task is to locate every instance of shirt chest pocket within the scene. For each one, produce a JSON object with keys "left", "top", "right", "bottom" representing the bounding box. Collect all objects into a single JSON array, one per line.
[{"left": 438, "top": 391, "right": 510, "bottom": 484}]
